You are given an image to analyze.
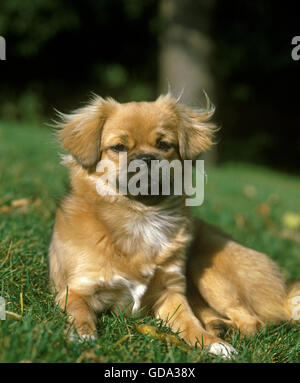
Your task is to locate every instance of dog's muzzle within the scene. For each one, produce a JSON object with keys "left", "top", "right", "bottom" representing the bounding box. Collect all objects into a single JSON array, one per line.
[{"left": 118, "top": 152, "right": 173, "bottom": 205}]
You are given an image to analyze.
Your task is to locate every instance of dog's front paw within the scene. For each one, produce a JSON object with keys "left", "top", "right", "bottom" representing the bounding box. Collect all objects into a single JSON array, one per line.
[{"left": 207, "top": 342, "right": 238, "bottom": 359}]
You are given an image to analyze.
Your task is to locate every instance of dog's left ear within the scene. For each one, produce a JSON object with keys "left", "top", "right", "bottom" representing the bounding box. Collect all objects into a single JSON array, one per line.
[
  {"left": 176, "top": 101, "right": 217, "bottom": 160},
  {"left": 157, "top": 93, "right": 217, "bottom": 160},
  {"left": 56, "top": 97, "right": 117, "bottom": 168}
]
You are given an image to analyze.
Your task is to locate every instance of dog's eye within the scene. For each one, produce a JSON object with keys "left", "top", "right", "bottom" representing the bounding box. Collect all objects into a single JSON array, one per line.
[
  {"left": 110, "top": 144, "right": 129, "bottom": 153},
  {"left": 157, "top": 141, "right": 172, "bottom": 151}
]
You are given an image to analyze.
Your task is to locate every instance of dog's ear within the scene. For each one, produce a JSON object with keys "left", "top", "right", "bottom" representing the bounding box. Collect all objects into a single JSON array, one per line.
[
  {"left": 157, "top": 93, "right": 217, "bottom": 160},
  {"left": 56, "top": 97, "right": 116, "bottom": 168},
  {"left": 177, "top": 101, "right": 217, "bottom": 160}
]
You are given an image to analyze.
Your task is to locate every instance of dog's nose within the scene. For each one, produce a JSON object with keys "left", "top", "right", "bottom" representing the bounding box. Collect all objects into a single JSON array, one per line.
[{"left": 134, "top": 153, "right": 158, "bottom": 166}]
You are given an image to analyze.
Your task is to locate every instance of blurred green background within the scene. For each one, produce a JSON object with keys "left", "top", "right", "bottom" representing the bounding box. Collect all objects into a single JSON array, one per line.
[{"left": 0, "top": 0, "right": 299, "bottom": 171}]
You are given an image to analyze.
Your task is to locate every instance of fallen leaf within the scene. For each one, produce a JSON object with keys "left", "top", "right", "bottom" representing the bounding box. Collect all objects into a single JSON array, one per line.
[
  {"left": 136, "top": 324, "right": 190, "bottom": 352},
  {"left": 256, "top": 203, "right": 271, "bottom": 217},
  {"left": 0, "top": 205, "right": 11, "bottom": 213},
  {"left": 243, "top": 185, "right": 257, "bottom": 198},
  {"left": 282, "top": 213, "right": 300, "bottom": 230},
  {"left": 136, "top": 324, "right": 158, "bottom": 337},
  {"left": 11, "top": 198, "right": 31, "bottom": 208}
]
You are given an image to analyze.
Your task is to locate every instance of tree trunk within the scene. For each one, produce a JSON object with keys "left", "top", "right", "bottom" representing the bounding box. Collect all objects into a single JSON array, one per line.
[{"left": 159, "top": 0, "right": 217, "bottom": 164}]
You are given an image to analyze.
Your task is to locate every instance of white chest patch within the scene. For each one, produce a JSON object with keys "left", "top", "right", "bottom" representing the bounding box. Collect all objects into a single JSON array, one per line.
[
  {"left": 109, "top": 275, "right": 147, "bottom": 313},
  {"left": 77, "top": 274, "right": 148, "bottom": 313},
  {"left": 122, "top": 208, "right": 184, "bottom": 252}
]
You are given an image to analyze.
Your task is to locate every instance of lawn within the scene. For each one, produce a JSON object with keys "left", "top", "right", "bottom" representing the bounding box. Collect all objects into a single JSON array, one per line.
[{"left": 0, "top": 121, "right": 299, "bottom": 363}]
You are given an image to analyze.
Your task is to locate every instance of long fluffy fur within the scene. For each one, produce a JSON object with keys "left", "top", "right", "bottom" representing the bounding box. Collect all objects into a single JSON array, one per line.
[{"left": 48, "top": 94, "right": 299, "bottom": 356}]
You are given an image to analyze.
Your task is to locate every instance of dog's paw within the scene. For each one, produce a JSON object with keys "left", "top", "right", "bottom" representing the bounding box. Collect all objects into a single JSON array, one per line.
[
  {"left": 206, "top": 319, "right": 229, "bottom": 339},
  {"left": 207, "top": 342, "right": 238, "bottom": 359}
]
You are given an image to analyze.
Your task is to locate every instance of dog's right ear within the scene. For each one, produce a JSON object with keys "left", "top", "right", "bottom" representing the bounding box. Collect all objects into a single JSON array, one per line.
[
  {"left": 56, "top": 97, "right": 116, "bottom": 168},
  {"left": 156, "top": 93, "right": 217, "bottom": 160}
]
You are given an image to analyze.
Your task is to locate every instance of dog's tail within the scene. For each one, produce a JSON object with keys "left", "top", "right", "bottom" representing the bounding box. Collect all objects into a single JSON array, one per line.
[{"left": 285, "top": 281, "right": 300, "bottom": 322}]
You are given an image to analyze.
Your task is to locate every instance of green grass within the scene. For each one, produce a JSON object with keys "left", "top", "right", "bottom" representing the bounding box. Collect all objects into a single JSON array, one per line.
[{"left": 0, "top": 120, "right": 299, "bottom": 363}]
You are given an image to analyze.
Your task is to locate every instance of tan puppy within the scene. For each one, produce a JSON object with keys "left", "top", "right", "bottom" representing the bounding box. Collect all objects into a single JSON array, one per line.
[{"left": 49, "top": 94, "right": 300, "bottom": 357}]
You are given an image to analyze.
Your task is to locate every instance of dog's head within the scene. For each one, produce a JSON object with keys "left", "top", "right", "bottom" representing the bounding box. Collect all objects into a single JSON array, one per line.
[{"left": 57, "top": 94, "right": 216, "bottom": 205}]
